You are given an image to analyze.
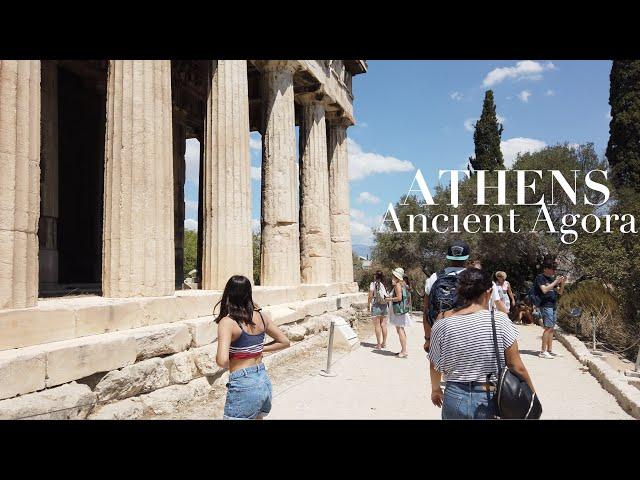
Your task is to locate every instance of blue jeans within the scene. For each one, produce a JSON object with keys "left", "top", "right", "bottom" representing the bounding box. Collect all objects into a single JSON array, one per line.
[
  {"left": 442, "top": 382, "right": 497, "bottom": 420},
  {"left": 541, "top": 307, "right": 557, "bottom": 328},
  {"left": 223, "top": 363, "right": 272, "bottom": 420}
]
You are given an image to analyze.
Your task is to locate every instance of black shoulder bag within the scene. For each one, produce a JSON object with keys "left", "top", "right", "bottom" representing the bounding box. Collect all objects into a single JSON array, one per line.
[{"left": 490, "top": 308, "right": 542, "bottom": 419}]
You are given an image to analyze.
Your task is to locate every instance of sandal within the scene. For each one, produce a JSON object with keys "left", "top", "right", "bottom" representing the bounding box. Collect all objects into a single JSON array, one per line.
[{"left": 395, "top": 352, "right": 408, "bottom": 358}]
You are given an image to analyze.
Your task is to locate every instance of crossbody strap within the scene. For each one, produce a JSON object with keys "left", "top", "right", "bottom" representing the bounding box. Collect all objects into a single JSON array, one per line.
[{"left": 490, "top": 307, "right": 503, "bottom": 379}]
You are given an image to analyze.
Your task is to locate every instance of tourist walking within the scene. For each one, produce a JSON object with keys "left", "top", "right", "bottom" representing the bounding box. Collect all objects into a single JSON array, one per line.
[
  {"left": 466, "top": 259, "right": 509, "bottom": 315},
  {"left": 386, "top": 267, "right": 411, "bottom": 358},
  {"left": 428, "top": 268, "right": 536, "bottom": 419},
  {"left": 495, "top": 271, "right": 515, "bottom": 313},
  {"left": 535, "top": 258, "right": 566, "bottom": 359},
  {"left": 215, "top": 275, "right": 290, "bottom": 420},
  {"left": 403, "top": 275, "right": 413, "bottom": 313},
  {"left": 368, "top": 270, "right": 389, "bottom": 349},
  {"left": 423, "top": 240, "right": 469, "bottom": 353}
]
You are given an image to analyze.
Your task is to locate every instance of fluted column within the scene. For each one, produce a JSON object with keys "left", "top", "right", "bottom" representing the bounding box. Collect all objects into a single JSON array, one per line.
[
  {"left": 0, "top": 60, "right": 41, "bottom": 309},
  {"left": 202, "top": 60, "right": 253, "bottom": 289},
  {"left": 173, "top": 122, "right": 186, "bottom": 289},
  {"left": 299, "top": 95, "right": 332, "bottom": 284},
  {"left": 258, "top": 61, "right": 300, "bottom": 286},
  {"left": 102, "top": 60, "right": 175, "bottom": 297},
  {"left": 328, "top": 119, "right": 354, "bottom": 283}
]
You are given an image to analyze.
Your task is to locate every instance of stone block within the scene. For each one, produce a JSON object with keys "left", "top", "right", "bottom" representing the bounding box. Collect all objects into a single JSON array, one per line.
[
  {"left": 263, "top": 305, "right": 300, "bottom": 326},
  {"left": 285, "top": 324, "right": 307, "bottom": 341},
  {"left": 93, "top": 357, "right": 170, "bottom": 402},
  {"left": 163, "top": 351, "right": 198, "bottom": 384},
  {"left": 75, "top": 301, "right": 144, "bottom": 337},
  {"left": 182, "top": 316, "right": 217, "bottom": 347},
  {"left": 88, "top": 397, "right": 145, "bottom": 420},
  {"left": 300, "top": 284, "right": 327, "bottom": 300},
  {"left": 140, "top": 296, "right": 183, "bottom": 326},
  {"left": 324, "top": 283, "right": 342, "bottom": 297},
  {"left": 175, "top": 292, "right": 220, "bottom": 319},
  {"left": 140, "top": 377, "right": 212, "bottom": 416},
  {"left": 0, "top": 382, "right": 95, "bottom": 420},
  {"left": 192, "top": 344, "right": 222, "bottom": 377},
  {"left": 133, "top": 323, "right": 191, "bottom": 360},
  {"left": 0, "top": 305, "right": 76, "bottom": 351},
  {"left": 252, "top": 287, "right": 290, "bottom": 307},
  {"left": 45, "top": 333, "right": 137, "bottom": 388},
  {"left": 0, "top": 347, "right": 46, "bottom": 400},
  {"left": 304, "top": 298, "right": 329, "bottom": 317}
]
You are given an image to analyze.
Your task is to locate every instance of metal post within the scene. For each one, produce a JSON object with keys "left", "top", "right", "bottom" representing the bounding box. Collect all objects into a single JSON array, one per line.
[{"left": 320, "top": 320, "right": 337, "bottom": 377}]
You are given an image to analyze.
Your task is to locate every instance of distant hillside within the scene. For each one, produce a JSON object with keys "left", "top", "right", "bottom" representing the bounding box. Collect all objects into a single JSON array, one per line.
[{"left": 352, "top": 244, "right": 372, "bottom": 259}]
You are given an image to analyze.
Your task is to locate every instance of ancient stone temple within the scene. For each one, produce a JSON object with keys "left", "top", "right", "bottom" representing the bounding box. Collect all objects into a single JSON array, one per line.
[{"left": 0, "top": 60, "right": 367, "bottom": 418}]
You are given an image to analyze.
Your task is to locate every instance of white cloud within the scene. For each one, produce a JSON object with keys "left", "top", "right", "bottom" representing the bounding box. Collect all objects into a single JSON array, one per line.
[
  {"left": 606, "top": 110, "right": 612, "bottom": 121},
  {"left": 356, "top": 121, "right": 368, "bottom": 128},
  {"left": 249, "top": 132, "right": 261, "bottom": 151},
  {"left": 500, "top": 137, "right": 547, "bottom": 167},
  {"left": 350, "top": 220, "right": 374, "bottom": 245},
  {"left": 464, "top": 115, "right": 505, "bottom": 133},
  {"left": 251, "top": 166, "right": 261, "bottom": 181},
  {"left": 483, "top": 61, "right": 555, "bottom": 87},
  {"left": 545, "top": 89, "right": 555, "bottom": 96},
  {"left": 184, "top": 218, "right": 198, "bottom": 231},
  {"left": 252, "top": 218, "right": 261, "bottom": 233},
  {"left": 450, "top": 91, "right": 463, "bottom": 101},
  {"left": 517, "top": 90, "right": 532, "bottom": 103},
  {"left": 185, "top": 138, "right": 201, "bottom": 186},
  {"left": 350, "top": 208, "right": 366, "bottom": 220},
  {"left": 357, "top": 192, "right": 380, "bottom": 204},
  {"left": 464, "top": 118, "right": 476, "bottom": 132},
  {"left": 348, "top": 138, "right": 415, "bottom": 181},
  {"left": 185, "top": 199, "right": 198, "bottom": 212}
]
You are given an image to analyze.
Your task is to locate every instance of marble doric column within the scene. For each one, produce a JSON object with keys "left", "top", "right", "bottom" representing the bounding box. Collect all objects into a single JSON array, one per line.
[
  {"left": 0, "top": 60, "right": 41, "bottom": 309},
  {"left": 257, "top": 61, "right": 300, "bottom": 286},
  {"left": 298, "top": 94, "right": 332, "bottom": 284},
  {"left": 173, "top": 121, "right": 186, "bottom": 289},
  {"left": 201, "top": 60, "right": 253, "bottom": 289},
  {"left": 328, "top": 118, "right": 354, "bottom": 283},
  {"left": 102, "top": 60, "right": 175, "bottom": 297}
]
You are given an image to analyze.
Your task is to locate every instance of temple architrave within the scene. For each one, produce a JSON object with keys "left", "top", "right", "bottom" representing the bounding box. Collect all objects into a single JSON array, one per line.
[{"left": 0, "top": 60, "right": 367, "bottom": 417}]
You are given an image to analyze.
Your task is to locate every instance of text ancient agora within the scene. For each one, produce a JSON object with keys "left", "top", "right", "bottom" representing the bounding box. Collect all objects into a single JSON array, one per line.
[{"left": 379, "top": 169, "right": 637, "bottom": 245}]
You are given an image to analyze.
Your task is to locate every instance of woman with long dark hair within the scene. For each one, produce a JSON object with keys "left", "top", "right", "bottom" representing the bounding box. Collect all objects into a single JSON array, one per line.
[
  {"left": 428, "top": 268, "right": 535, "bottom": 419},
  {"left": 367, "top": 270, "right": 389, "bottom": 349},
  {"left": 214, "top": 275, "right": 290, "bottom": 420}
]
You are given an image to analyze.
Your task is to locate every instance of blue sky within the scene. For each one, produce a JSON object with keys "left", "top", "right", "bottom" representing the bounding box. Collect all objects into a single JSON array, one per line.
[{"left": 183, "top": 60, "right": 613, "bottom": 246}]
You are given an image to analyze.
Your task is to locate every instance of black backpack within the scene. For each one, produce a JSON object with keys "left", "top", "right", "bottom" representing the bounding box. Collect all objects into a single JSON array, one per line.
[{"left": 427, "top": 267, "right": 465, "bottom": 325}]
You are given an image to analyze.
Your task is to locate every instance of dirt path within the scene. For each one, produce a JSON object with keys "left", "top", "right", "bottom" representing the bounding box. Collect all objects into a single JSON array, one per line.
[{"left": 157, "top": 315, "right": 631, "bottom": 419}]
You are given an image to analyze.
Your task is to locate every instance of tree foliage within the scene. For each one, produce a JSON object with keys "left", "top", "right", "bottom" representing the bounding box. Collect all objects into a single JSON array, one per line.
[
  {"left": 470, "top": 90, "right": 504, "bottom": 171},
  {"left": 183, "top": 229, "right": 198, "bottom": 281}
]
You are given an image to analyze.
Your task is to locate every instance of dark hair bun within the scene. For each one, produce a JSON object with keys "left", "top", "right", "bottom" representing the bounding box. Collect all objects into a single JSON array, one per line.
[{"left": 456, "top": 268, "right": 493, "bottom": 302}]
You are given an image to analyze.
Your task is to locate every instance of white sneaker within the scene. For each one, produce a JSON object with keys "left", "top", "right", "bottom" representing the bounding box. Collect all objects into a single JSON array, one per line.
[
  {"left": 539, "top": 351, "right": 553, "bottom": 359},
  {"left": 548, "top": 351, "right": 564, "bottom": 357}
]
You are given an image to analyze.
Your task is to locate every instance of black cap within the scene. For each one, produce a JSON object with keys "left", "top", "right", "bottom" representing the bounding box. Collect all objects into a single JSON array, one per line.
[{"left": 446, "top": 240, "right": 470, "bottom": 261}]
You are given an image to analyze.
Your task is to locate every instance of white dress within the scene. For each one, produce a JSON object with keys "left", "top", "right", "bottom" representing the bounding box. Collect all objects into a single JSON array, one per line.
[{"left": 388, "top": 284, "right": 412, "bottom": 328}]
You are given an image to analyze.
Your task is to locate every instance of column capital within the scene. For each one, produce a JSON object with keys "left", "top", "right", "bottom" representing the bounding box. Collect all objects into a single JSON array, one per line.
[
  {"left": 296, "top": 90, "right": 331, "bottom": 107},
  {"left": 253, "top": 60, "right": 299, "bottom": 73},
  {"left": 326, "top": 109, "right": 354, "bottom": 128}
]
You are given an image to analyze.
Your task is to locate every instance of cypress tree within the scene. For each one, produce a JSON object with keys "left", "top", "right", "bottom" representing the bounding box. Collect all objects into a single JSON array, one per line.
[
  {"left": 469, "top": 90, "right": 504, "bottom": 171},
  {"left": 606, "top": 60, "right": 640, "bottom": 192}
]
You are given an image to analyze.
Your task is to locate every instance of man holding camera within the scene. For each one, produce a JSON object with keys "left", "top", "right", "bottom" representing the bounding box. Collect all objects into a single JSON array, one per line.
[{"left": 536, "top": 258, "right": 566, "bottom": 359}]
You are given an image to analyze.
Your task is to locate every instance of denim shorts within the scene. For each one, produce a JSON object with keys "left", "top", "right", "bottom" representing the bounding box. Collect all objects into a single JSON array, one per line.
[
  {"left": 371, "top": 303, "right": 388, "bottom": 316},
  {"left": 442, "top": 381, "right": 497, "bottom": 420},
  {"left": 541, "top": 307, "right": 557, "bottom": 328},
  {"left": 223, "top": 363, "right": 272, "bottom": 420}
]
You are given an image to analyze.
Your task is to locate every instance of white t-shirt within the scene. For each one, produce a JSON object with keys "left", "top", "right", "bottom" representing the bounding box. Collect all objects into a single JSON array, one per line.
[
  {"left": 369, "top": 281, "right": 388, "bottom": 303},
  {"left": 489, "top": 282, "right": 502, "bottom": 309}
]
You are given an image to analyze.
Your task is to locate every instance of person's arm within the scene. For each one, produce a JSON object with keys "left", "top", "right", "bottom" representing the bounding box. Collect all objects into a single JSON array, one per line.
[
  {"left": 556, "top": 276, "right": 566, "bottom": 295},
  {"left": 539, "top": 277, "right": 560, "bottom": 294},
  {"left": 367, "top": 287, "right": 373, "bottom": 310},
  {"left": 215, "top": 318, "right": 234, "bottom": 369},
  {"left": 386, "top": 283, "right": 402, "bottom": 302},
  {"left": 262, "top": 312, "right": 290, "bottom": 353},
  {"left": 507, "top": 284, "right": 516, "bottom": 309},
  {"left": 430, "top": 361, "right": 443, "bottom": 407},
  {"left": 494, "top": 299, "right": 509, "bottom": 314},
  {"left": 505, "top": 341, "right": 535, "bottom": 393},
  {"left": 423, "top": 293, "right": 431, "bottom": 352}
]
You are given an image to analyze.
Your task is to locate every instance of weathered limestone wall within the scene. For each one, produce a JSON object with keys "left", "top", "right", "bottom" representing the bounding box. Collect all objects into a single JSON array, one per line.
[
  {"left": 202, "top": 60, "right": 253, "bottom": 289},
  {"left": 259, "top": 61, "right": 300, "bottom": 286},
  {"left": 299, "top": 96, "right": 332, "bottom": 284},
  {"left": 328, "top": 121, "right": 354, "bottom": 283},
  {"left": 0, "top": 286, "right": 365, "bottom": 419},
  {"left": 0, "top": 60, "right": 41, "bottom": 309},
  {"left": 102, "top": 60, "right": 175, "bottom": 298}
]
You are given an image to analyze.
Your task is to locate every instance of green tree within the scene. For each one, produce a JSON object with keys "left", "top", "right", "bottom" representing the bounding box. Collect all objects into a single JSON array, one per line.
[
  {"left": 183, "top": 229, "right": 198, "bottom": 281},
  {"left": 252, "top": 233, "right": 261, "bottom": 285},
  {"left": 470, "top": 90, "right": 504, "bottom": 171},
  {"left": 606, "top": 60, "right": 640, "bottom": 192}
]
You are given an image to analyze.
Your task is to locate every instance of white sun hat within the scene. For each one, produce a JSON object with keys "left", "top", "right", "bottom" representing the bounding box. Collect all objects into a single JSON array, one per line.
[{"left": 392, "top": 267, "right": 405, "bottom": 281}]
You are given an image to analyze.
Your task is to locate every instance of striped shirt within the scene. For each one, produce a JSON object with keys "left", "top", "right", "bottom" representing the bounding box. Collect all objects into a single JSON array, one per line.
[{"left": 428, "top": 309, "right": 518, "bottom": 383}]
